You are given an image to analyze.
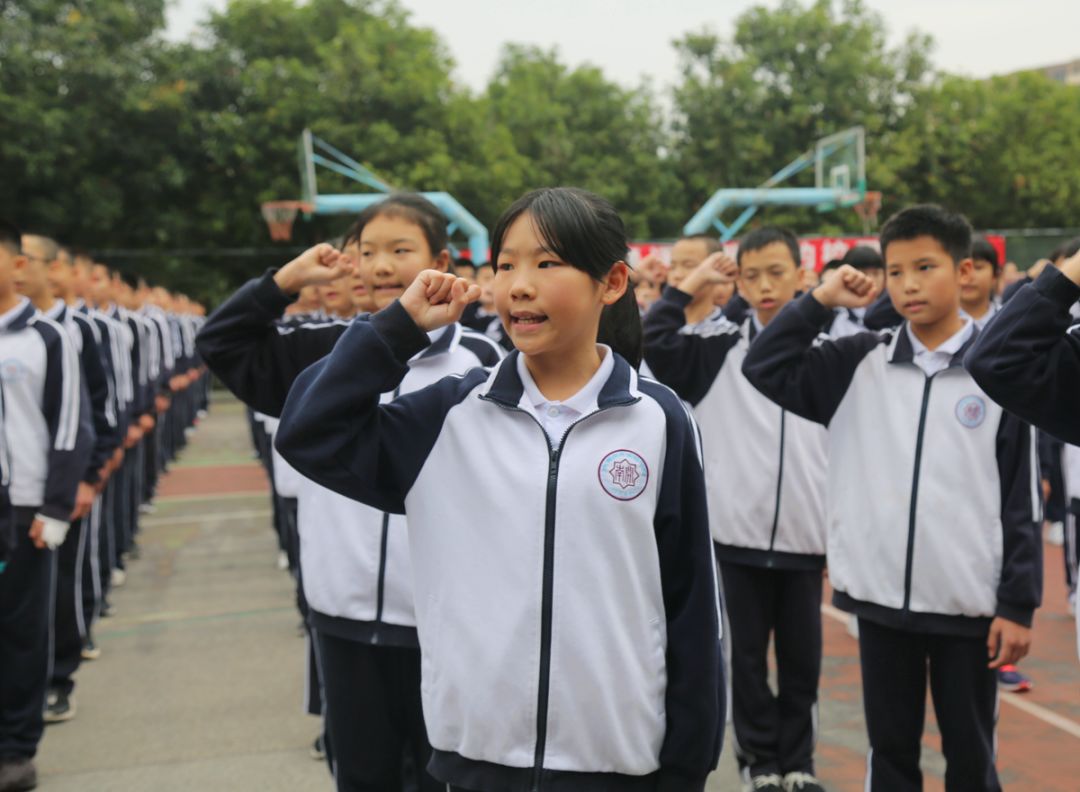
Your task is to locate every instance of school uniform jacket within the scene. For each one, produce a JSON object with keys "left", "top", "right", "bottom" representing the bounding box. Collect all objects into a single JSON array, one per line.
[
  {"left": 0, "top": 299, "right": 87, "bottom": 521},
  {"left": 195, "top": 271, "right": 504, "bottom": 648},
  {"left": 742, "top": 293, "right": 1043, "bottom": 636},
  {"left": 643, "top": 288, "right": 827, "bottom": 570},
  {"left": 298, "top": 325, "right": 504, "bottom": 647},
  {"left": 276, "top": 301, "right": 724, "bottom": 792},
  {"left": 47, "top": 301, "right": 121, "bottom": 484},
  {"left": 966, "top": 266, "right": 1080, "bottom": 445}
]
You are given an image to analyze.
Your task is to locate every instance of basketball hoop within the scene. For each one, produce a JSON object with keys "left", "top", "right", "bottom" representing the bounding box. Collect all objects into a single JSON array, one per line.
[
  {"left": 853, "top": 191, "right": 883, "bottom": 233},
  {"left": 261, "top": 200, "right": 313, "bottom": 242}
]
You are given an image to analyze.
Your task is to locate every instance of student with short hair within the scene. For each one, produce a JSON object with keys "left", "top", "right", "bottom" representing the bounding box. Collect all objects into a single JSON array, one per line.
[
  {"left": 962, "top": 237, "right": 1002, "bottom": 329},
  {"left": 0, "top": 220, "right": 89, "bottom": 790},
  {"left": 276, "top": 187, "right": 724, "bottom": 792},
  {"left": 644, "top": 225, "right": 827, "bottom": 792},
  {"left": 743, "top": 205, "right": 1042, "bottom": 792},
  {"left": 20, "top": 233, "right": 121, "bottom": 723}
]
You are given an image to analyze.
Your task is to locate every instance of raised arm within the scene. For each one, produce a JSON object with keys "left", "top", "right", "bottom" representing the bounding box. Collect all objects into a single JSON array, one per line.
[
  {"left": 195, "top": 245, "right": 354, "bottom": 416},
  {"left": 275, "top": 271, "right": 483, "bottom": 513},
  {"left": 643, "top": 252, "right": 740, "bottom": 404},
  {"left": 966, "top": 262, "right": 1080, "bottom": 445},
  {"left": 741, "top": 266, "right": 882, "bottom": 425}
]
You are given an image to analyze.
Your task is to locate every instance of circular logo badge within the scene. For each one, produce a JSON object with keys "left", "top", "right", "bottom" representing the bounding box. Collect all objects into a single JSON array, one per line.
[
  {"left": 0, "top": 358, "right": 28, "bottom": 384},
  {"left": 598, "top": 450, "right": 649, "bottom": 501},
  {"left": 955, "top": 395, "right": 986, "bottom": 429}
]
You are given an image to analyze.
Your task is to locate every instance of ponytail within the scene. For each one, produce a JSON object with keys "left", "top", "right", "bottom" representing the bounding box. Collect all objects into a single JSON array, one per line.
[{"left": 598, "top": 283, "right": 643, "bottom": 369}]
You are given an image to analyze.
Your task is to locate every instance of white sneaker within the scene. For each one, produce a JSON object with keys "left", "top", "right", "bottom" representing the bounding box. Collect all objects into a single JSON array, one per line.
[
  {"left": 277, "top": 551, "right": 289, "bottom": 571},
  {"left": 752, "top": 775, "right": 784, "bottom": 791},
  {"left": 846, "top": 614, "right": 859, "bottom": 638},
  {"left": 1069, "top": 592, "right": 1076, "bottom": 616},
  {"left": 784, "top": 772, "right": 825, "bottom": 792},
  {"left": 111, "top": 568, "right": 126, "bottom": 588},
  {"left": 1048, "top": 522, "right": 1065, "bottom": 546}
]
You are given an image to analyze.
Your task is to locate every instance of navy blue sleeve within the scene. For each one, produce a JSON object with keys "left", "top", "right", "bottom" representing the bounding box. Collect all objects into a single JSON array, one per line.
[
  {"left": 966, "top": 267, "right": 1080, "bottom": 445},
  {"left": 458, "top": 331, "right": 505, "bottom": 367},
  {"left": 195, "top": 271, "right": 352, "bottom": 416},
  {"left": 1000, "top": 275, "right": 1032, "bottom": 305},
  {"left": 862, "top": 290, "right": 903, "bottom": 331},
  {"left": 741, "top": 293, "right": 882, "bottom": 425},
  {"left": 994, "top": 415, "right": 1043, "bottom": 627},
  {"left": 38, "top": 321, "right": 90, "bottom": 521},
  {"left": 642, "top": 288, "right": 740, "bottom": 405},
  {"left": 0, "top": 383, "right": 12, "bottom": 564},
  {"left": 638, "top": 381, "right": 723, "bottom": 789},
  {"left": 276, "top": 301, "right": 484, "bottom": 514},
  {"left": 75, "top": 319, "right": 118, "bottom": 483}
]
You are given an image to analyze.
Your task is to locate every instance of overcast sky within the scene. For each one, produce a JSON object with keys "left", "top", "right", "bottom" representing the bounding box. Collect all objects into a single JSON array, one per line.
[{"left": 166, "top": 0, "right": 1080, "bottom": 93}]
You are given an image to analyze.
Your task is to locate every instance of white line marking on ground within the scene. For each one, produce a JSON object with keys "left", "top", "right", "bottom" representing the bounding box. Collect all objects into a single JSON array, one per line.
[
  {"left": 820, "top": 602, "right": 1080, "bottom": 740},
  {"left": 141, "top": 509, "right": 272, "bottom": 527}
]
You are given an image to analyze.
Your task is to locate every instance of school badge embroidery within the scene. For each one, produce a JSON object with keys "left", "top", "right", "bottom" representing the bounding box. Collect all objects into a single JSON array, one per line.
[
  {"left": 598, "top": 450, "right": 649, "bottom": 501},
  {"left": 955, "top": 395, "right": 986, "bottom": 429}
]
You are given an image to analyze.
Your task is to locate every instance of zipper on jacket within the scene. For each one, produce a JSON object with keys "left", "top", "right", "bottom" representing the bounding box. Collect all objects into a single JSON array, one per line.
[
  {"left": 766, "top": 409, "right": 787, "bottom": 560},
  {"left": 373, "top": 385, "right": 401, "bottom": 635},
  {"left": 478, "top": 393, "right": 637, "bottom": 792},
  {"left": 902, "top": 378, "right": 934, "bottom": 611}
]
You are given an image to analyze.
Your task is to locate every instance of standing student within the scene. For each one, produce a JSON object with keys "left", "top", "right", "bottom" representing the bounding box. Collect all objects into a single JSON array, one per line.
[
  {"left": 644, "top": 227, "right": 827, "bottom": 792},
  {"left": 0, "top": 220, "right": 88, "bottom": 791},
  {"left": 961, "top": 237, "right": 1002, "bottom": 330},
  {"left": 197, "top": 194, "right": 503, "bottom": 792},
  {"left": 742, "top": 205, "right": 1042, "bottom": 791},
  {"left": 19, "top": 234, "right": 120, "bottom": 723},
  {"left": 276, "top": 187, "right": 724, "bottom": 792}
]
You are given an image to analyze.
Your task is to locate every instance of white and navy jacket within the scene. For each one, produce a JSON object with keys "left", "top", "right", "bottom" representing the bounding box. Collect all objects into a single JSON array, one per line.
[
  {"left": 297, "top": 324, "right": 503, "bottom": 647},
  {"left": 0, "top": 299, "right": 88, "bottom": 522},
  {"left": 46, "top": 301, "right": 121, "bottom": 485},
  {"left": 276, "top": 302, "right": 724, "bottom": 792},
  {"left": 195, "top": 271, "right": 504, "bottom": 647},
  {"left": 967, "top": 266, "right": 1080, "bottom": 446},
  {"left": 644, "top": 288, "right": 827, "bottom": 570},
  {"left": 743, "top": 293, "right": 1043, "bottom": 636}
]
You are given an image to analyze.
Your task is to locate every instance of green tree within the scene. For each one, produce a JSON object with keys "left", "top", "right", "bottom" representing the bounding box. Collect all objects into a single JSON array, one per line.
[{"left": 485, "top": 45, "right": 682, "bottom": 238}]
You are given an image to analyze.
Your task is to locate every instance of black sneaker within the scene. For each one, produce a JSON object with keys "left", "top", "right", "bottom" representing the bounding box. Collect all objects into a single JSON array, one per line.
[
  {"left": 0, "top": 756, "right": 37, "bottom": 791},
  {"left": 783, "top": 772, "right": 825, "bottom": 792},
  {"left": 100, "top": 602, "right": 114, "bottom": 619},
  {"left": 310, "top": 735, "right": 325, "bottom": 761},
  {"left": 44, "top": 691, "right": 76, "bottom": 724},
  {"left": 750, "top": 774, "right": 784, "bottom": 792}
]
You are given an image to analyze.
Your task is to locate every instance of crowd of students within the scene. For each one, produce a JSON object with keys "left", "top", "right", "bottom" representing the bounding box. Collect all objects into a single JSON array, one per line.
[
  {"left": 0, "top": 223, "right": 209, "bottom": 792},
  {"left": 4, "top": 187, "right": 1075, "bottom": 792},
  {"left": 187, "top": 187, "right": 1079, "bottom": 792}
]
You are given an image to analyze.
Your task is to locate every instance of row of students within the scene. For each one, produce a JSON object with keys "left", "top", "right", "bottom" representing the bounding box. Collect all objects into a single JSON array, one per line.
[{"left": 0, "top": 221, "right": 209, "bottom": 792}]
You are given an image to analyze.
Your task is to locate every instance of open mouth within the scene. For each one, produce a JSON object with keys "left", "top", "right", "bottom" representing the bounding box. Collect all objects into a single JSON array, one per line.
[{"left": 510, "top": 311, "right": 548, "bottom": 330}]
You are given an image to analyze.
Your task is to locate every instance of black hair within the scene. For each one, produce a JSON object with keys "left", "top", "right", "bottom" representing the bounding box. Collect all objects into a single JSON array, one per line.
[
  {"left": 678, "top": 233, "right": 722, "bottom": 255},
  {"left": 879, "top": 204, "right": 973, "bottom": 263},
  {"left": 822, "top": 258, "right": 845, "bottom": 273},
  {"left": 1060, "top": 236, "right": 1080, "bottom": 262},
  {"left": 117, "top": 270, "right": 139, "bottom": 290},
  {"left": 842, "top": 245, "right": 884, "bottom": 271},
  {"left": 452, "top": 257, "right": 476, "bottom": 275},
  {"left": 970, "top": 237, "right": 1000, "bottom": 273},
  {"left": 490, "top": 187, "right": 642, "bottom": 367},
  {"left": 342, "top": 193, "right": 449, "bottom": 258},
  {"left": 0, "top": 219, "right": 22, "bottom": 254},
  {"left": 737, "top": 226, "right": 800, "bottom": 268}
]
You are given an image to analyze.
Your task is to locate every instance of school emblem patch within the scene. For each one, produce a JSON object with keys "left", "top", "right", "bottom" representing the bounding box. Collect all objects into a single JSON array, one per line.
[
  {"left": 955, "top": 395, "right": 986, "bottom": 429},
  {"left": 0, "top": 358, "right": 28, "bottom": 384},
  {"left": 598, "top": 450, "right": 649, "bottom": 501}
]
